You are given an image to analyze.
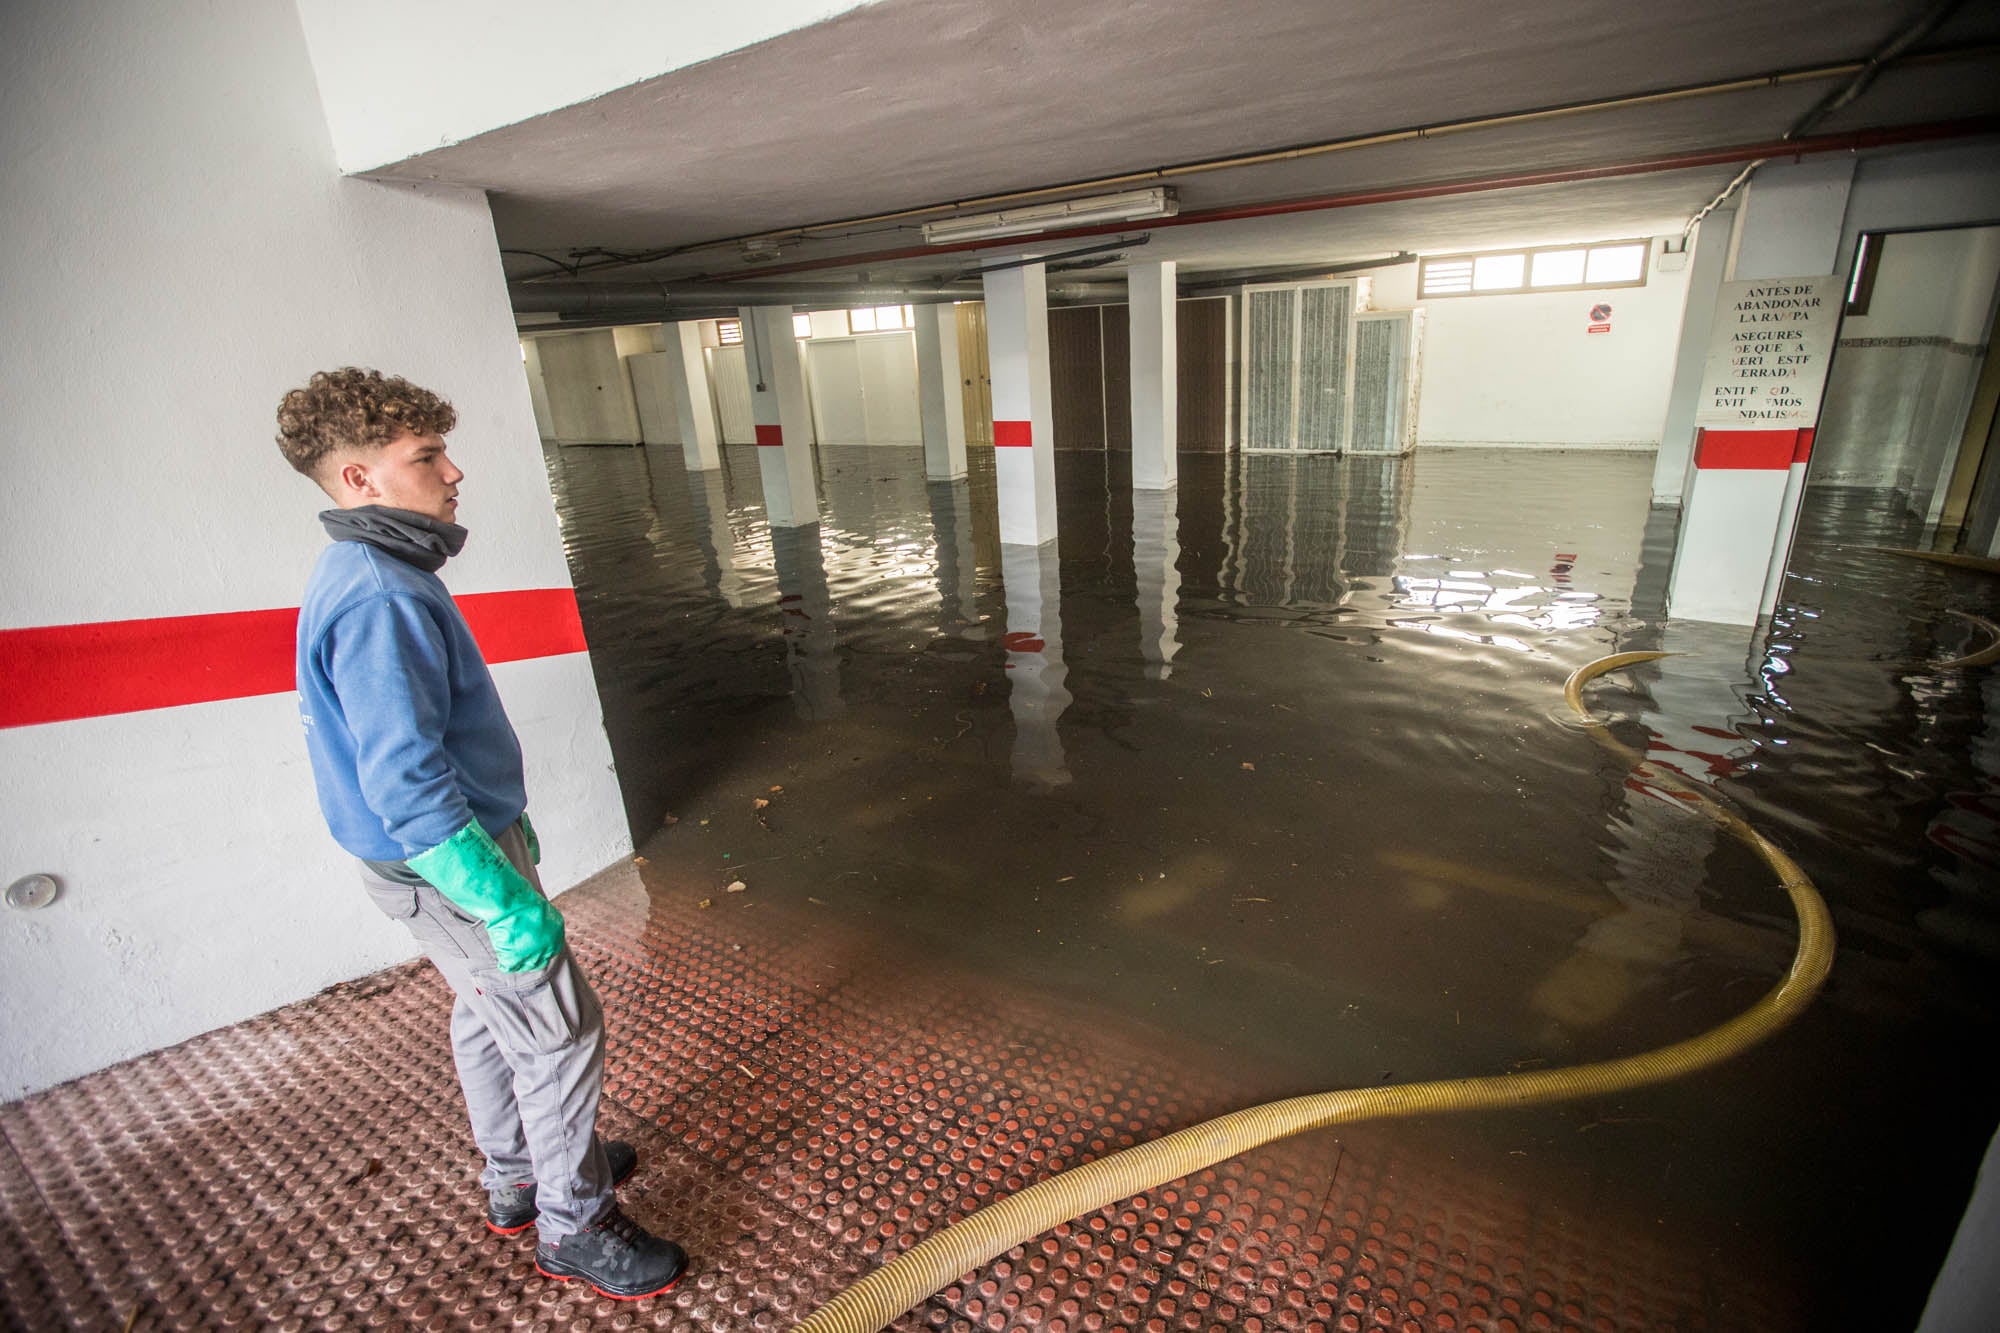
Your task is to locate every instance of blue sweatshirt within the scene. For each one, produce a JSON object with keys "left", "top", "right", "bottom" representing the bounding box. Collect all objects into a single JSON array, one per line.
[{"left": 296, "top": 541, "right": 527, "bottom": 860}]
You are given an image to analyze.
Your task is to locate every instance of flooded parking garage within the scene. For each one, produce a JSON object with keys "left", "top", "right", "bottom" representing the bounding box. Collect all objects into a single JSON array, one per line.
[{"left": 548, "top": 438, "right": 2000, "bottom": 1329}]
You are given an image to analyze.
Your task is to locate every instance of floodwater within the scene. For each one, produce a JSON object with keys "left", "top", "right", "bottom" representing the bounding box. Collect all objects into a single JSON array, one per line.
[{"left": 543, "top": 440, "right": 2000, "bottom": 1330}]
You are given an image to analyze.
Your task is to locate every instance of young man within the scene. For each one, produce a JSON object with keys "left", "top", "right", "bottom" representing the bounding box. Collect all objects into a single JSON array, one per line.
[{"left": 278, "top": 367, "right": 686, "bottom": 1300}]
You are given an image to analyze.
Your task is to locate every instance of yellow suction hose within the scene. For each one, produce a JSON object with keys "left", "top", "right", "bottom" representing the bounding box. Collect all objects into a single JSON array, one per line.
[{"left": 792, "top": 651, "right": 1837, "bottom": 1333}]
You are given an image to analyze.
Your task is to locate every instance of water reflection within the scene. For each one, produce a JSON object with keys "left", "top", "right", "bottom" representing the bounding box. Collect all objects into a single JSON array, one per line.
[
  {"left": 1001, "top": 541, "right": 1071, "bottom": 788},
  {"left": 680, "top": 467, "right": 752, "bottom": 609},
  {"left": 1132, "top": 487, "right": 1182, "bottom": 679},
  {"left": 770, "top": 522, "right": 844, "bottom": 720},
  {"left": 1536, "top": 625, "right": 1765, "bottom": 1032},
  {"left": 927, "top": 479, "right": 982, "bottom": 639}
]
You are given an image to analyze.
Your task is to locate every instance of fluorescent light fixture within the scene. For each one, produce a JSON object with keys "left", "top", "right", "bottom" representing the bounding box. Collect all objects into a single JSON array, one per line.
[{"left": 922, "top": 187, "right": 1178, "bottom": 244}]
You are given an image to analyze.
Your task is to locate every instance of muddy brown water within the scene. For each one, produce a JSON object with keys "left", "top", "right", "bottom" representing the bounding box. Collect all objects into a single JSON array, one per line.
[{"left": 542, "top": 440, "right": 1999, "bottom": 1330}]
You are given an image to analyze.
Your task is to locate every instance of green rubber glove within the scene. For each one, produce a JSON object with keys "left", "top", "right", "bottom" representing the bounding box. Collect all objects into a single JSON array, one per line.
[
  {"left": 408, "top": 821, "right": 565, "bottom": 972},
  {"left": 520, "top": 812, "right": 541, "bottom": 864}
]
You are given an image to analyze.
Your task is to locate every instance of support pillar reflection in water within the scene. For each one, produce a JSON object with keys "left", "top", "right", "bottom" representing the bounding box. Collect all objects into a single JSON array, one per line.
[
  {"left": 770, "top": 522, "right": 844, "bottom": 720},
  {"left": 1533, "top": 622, "right": 1763, "bottom": 1032},
  {"left": 685, "top": 467, "right": 751, "bottom": 608},
  {"left": 982, "top": 263, "right": 1058, "bottom": 546},
  {"left": 916, "top": 304, "right": 969, "bottom": 481},
  {"left": 1001, "top": 542, "right": 1070, "bottom": 788},
  {"left": 1132, "top": 486, "right": 1182, "bottom": 678},
  {"left": 742, "top": 304, "right": 820, "bottom": 528},
  {"left": 927, "top": 478, "right": 982, "bottom": 637}
]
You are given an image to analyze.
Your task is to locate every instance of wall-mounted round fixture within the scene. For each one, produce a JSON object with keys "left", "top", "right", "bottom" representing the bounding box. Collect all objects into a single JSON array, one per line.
[{"left": 5, "top": 874, "right": 60, "bottom": 911}]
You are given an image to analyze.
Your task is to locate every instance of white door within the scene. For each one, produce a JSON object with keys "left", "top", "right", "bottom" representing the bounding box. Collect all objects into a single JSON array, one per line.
[
  {"left": 706, "top": 345, "right": 756, "bottom": 444},
  {"left": 806, "top": 341, "right": 868, "bottom": 443},
  {"left": 858, "top": 333, "right": 922, "bottom": 444}
]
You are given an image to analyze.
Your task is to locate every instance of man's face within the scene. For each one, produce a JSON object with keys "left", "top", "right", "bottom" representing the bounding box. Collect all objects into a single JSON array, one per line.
[{"left": 336, "top": 431, "right": 463, "bottom": 523}]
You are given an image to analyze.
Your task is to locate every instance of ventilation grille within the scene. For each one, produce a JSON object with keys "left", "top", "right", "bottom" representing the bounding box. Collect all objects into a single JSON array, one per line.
[
  {"left": 1350, "top": 314, "right": 1408, "bottom": 455},
  {"left": 1295, "top": 284, "right": 1352, "bottom": 452},
  {"left": 1245, "top": 289, "right": 1297, "bottom": 449}
]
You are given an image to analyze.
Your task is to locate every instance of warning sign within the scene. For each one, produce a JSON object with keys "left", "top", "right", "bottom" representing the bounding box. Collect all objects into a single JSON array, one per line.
[
  {"left": 1693, "top": 276, "right": 1841, "bottom": 427},
  {"left": 1587, "top": 302, "right": 1611, "bottom": 335}
]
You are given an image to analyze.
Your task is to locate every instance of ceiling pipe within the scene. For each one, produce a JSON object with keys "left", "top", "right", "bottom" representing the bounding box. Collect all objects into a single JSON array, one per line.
[
  {"left": 512, "top": 281, "right": 978, "bottom": 316},
  {"left": 691, "top": 115, "right": 2000, "bottom": 285},
  {"left": 513, "top": 280, "right": 1119, "bottom": 320},
  {"left": 1786, "top": 0, "right": 1969, "bottom": 140},
  {"left": 1179, "top": 252, "right": 1416, "bottom": 293}
]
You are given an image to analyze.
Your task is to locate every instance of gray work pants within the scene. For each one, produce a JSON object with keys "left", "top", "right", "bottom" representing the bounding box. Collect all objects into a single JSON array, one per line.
[{"left": 356, "top": 823, "right": 612, "bottom": 1240}]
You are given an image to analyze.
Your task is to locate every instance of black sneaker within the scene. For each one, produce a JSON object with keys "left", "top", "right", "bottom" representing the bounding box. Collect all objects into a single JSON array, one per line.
[
  {"left": 534, "top": 1206, "right": 688, "bottom": 1300},
  {"left": 486, "top": 1139, "right": 639, "bottom": 1236}
]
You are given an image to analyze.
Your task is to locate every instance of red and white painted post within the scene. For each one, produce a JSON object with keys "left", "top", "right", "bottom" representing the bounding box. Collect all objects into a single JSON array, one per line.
[
  {"left": 1128, "top": 259, "right": 1178, "bottom": 491},
  {"left": 740, "top": 304, "right": 819, "bottom": 527},
  {"left": 981, "top": 263, "right": 1059, "bottom": 546},
  {"left": 1668, "top": 158, "right": 1854, "bottom": 625}
]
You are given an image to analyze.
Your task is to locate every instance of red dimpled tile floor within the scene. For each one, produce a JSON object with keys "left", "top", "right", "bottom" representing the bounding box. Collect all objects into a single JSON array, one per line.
[{"left": 0, "top": 863, "right": 1791, "bottom": 1331}]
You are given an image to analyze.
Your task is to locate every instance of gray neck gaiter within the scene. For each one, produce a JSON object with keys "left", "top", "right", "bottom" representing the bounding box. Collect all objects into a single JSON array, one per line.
[{"left": 319, "top": 505, "right": 468, "bottom": 573}]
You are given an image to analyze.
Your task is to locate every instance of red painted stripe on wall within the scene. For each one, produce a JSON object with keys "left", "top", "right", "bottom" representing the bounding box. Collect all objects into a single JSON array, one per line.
[
  {"left": 1693, "top": 429, "right": 1801, "bottom": 470},
  {"left": 0, "top": 588, "right": 587, "bottom": 730},
  {"left": 993, "top": 419, "right": 1033, "bottom": 448},
  {"left": 754, "top": 424, "right": 784, "bottom": 447},
  {"left": 1792, "top": 428, "right": 1816, "bottom": 464}
]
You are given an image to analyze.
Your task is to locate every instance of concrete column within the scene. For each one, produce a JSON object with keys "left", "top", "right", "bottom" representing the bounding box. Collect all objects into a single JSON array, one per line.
[
  {"left": 1128, "top": 260, "right": 1179, "bottom": 490},
  {"left": 916, "top": 304, "right": 969, "bottom": 480},
  {"left": 520, "top": 337, "right": 556, "bottom": 441},
  {"left": 771, "top": 523, "right": 844, "bottom": 719},
  {"left": 982, "top": 264, "right": 1058, "bottom": 544},
  {"left": 742, "top": 305, "right": 819, "bottom": 527},
  {"left": 662, "top": 321, "right": 721, "bottom": 470},
  {"left": 1133, "top": 487, "right": 1182, "bottom": 678},
  {"left": 1001, "top": 542, "right": 1070, "bottom": 788},
  {"left": 1668, "top": 157, "right": 1854, "bottom": 625},
  {"left": 1650, "top": 207, "right": 1736, "bottom": 505}
]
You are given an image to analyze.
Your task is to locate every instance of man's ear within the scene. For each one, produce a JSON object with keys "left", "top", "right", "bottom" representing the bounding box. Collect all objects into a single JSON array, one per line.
[{"left": 336, "top": 457, "right": 374, "bottom": 497}]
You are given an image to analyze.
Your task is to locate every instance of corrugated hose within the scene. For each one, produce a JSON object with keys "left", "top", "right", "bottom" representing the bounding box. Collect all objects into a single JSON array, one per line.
[{"left": 792, "top": 650, "right": 1836, "bottom": 1333}]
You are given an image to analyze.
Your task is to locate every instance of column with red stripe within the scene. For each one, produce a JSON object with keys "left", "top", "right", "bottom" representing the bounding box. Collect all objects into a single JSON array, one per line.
[
  {"left": 740, "top": 304, "right": 820, "bottom": 528},
  {"left": 981, "top": 263, "right": 1059, "bottom": 546},
  {"left": 1667, "top": 157, "right": 1852, "bottom": 625}
]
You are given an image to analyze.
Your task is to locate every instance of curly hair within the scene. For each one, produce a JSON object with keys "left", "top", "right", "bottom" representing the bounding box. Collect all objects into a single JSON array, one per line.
[{"left": 275, "top": 367, "right": 458, "bottom": 480}]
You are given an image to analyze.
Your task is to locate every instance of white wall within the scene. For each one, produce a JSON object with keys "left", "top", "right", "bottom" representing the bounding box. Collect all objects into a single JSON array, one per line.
[
  {"left": 532, "top": 329, "right": 644, "bottom": 443},
  {"left": 1814, "top": 227, "right": 2000, "bottom": 491},
  {"left": 0, "top": 0, "right": 630, "bottom": 1097},
  {"left": 627, "top": 351, "right": 685, "bottom": 445},
  {"left": 293, "top": 0, "right": 879, "bottom": 172},
  {"left": 804, "top": 331, "right": 923, "bottom": 444},
  {"left": 1368, "top": 238, "right": 1694, "bottom": 449}
]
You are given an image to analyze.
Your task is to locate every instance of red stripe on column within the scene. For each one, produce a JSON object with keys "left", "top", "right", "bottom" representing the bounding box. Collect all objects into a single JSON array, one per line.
[
  {"left": 754, "top": 424, "right": 784, "bottom": 447},
  {"left": 1792, "top": 428, "right": 1815, "bottom": 464},
  {"left": 1693, "top": 429, "right": 1798, "bottom": 470},
  {"left": 0, "top": 588, "right": 587, "bottom": 730},
  {"left": 993, "top": 419, "right": 1033, "bottom": 447}
]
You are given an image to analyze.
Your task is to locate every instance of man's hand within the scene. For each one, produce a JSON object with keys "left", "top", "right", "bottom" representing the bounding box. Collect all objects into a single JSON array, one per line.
[{"left": 409, "top": 821, "right": 565, "bottom": 972}]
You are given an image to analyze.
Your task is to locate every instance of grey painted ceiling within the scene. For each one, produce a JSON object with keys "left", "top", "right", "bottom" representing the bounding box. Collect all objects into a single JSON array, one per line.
[{"left": 363, "top": 0, "right": 2000, "bottom": 295}]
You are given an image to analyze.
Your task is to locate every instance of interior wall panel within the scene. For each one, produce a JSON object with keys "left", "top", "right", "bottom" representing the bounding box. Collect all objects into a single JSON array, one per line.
[
  {"left": 1178, "top": 297, "right": 1230, "bottom": 451},
  {"left": 1050, "top": 306, "right": 1107, "bottom": 450}
]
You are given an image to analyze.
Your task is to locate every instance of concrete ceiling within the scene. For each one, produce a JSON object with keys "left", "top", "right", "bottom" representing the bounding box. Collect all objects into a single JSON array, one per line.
[{"left": 361, "top": 0, "right": 2000, "bottom": 297}]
